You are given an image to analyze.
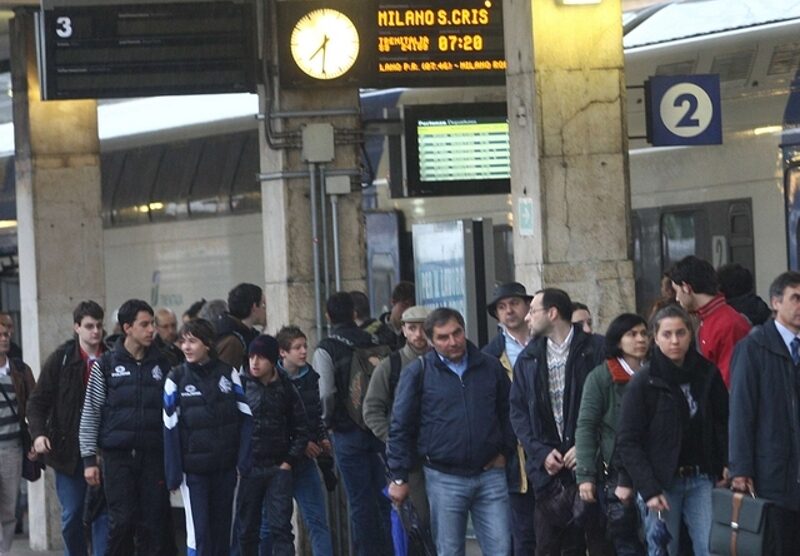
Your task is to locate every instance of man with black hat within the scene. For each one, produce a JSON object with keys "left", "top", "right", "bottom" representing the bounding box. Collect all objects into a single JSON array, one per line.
[{"left": 483, "top": 282, "right": 535, "bottom": 555}]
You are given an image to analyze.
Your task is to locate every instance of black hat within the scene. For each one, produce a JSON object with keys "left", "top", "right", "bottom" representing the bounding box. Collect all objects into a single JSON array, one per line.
[
  {"left": 248, "top": 334, "right": 279, "bottom": 364},
  {"left": 487, "top": 282, "right": 533, "bottom": 319}
]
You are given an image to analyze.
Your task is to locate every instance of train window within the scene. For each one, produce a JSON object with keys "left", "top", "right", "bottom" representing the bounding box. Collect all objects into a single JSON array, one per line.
[
  {"left": 768, "top": 42, "right": 800, "bottom": 75},
  {"left": 149, "top": 141, "right": 201, "bottom": 222},
  {"left": 656, "top": 60, "right": 696, "bottom": 76},
  {"left": 661, "top": 212, "right": 696, "bottom": 269},
  {"left": 188, "top": 135, "right": 243, "bottom": 216},
  {"left": 710, "top": 50, "right": 755, "bottom": 84},
  {"left": 230, "top": 132, "right": 260, "bottom": 213},
  {"left": 111, "top": 145, "right": 164, "bottom": 226}
]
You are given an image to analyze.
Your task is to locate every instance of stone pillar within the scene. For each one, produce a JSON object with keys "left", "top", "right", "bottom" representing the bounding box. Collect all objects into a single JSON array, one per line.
[
  {"left": 260, "top": 87, "right": 364, "bottom": 346},
  {"left": 503, "top": 0, "right": 636, "bottom": 328},
  {"left": 11, "top": 9, "right": 104, "bottom": 549}
]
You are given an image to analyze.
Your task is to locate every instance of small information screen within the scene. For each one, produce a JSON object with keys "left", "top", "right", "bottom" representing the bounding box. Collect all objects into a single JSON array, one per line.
[
  {"left": 375, "top": 0, "right": 506, "bottom": 86},
  {"left": 404, "top": 102, "right": 510, "bottom": 197},
  {"left": 417, "top": 116, "right": 510, "bottom": 181}
]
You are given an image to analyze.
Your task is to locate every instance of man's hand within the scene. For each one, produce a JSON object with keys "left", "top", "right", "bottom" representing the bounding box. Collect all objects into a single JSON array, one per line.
[
  {"left": 279, "top": 462, "right": 292, "bottom": 471},
  {"left": 544, "top": 449, "right": 564, "bottom": 476},
  {"left": 33, "top": 435, "right": 51, "bottom": 455},
  {"left": 388, "top": 482, "right": 410, "bottom": 505},
  {"left": 646, "top": 494, "right": 670, "bottom": 512},
  {"left": 483, "top": 453, "right": 506, "bottom": 470},
  {"left": 578, "top": 482, "right": 596, "bottom": 503},
  {"left": 731, "top": 476, "right": 755, "bottom": 496},
  {"left": 84, "top": 465, "right": 101, "bottom": 487},
  {"left": 563, "top": 446, "right": 577, "bottom": 470},
  {"left": 305, "top": 441, "right": 322, "bottom": 459},
  {"left": 614, "top": 486, "right": 634, "bottom": 504},
  {"left": 320, "top": 439, "right": 332, "bottom": 456}
]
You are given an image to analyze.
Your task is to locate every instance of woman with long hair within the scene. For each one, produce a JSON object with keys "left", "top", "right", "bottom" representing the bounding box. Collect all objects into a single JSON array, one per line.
[
  {"left": 576, "top": 313, "right": 649, "bottom": 556},
  {"left": 616, "top": 306, "right": 728, "bottom": 556}
]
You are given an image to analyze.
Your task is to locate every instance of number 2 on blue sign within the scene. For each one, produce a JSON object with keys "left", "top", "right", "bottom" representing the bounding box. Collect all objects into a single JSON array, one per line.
[{"left": 674, "top": 93, "right": 700, "bottom": 128}]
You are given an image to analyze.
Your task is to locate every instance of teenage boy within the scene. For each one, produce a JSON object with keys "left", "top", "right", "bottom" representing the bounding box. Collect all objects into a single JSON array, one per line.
[
  {"left": 27, "top": 300, "right": 109, "bottom": 555},
  {"left": 79, "top": 299, "right": 171, "bottom": 555},
  {"left": 270, "top": 325, "right": 334, "bottom": 556},
  {"left": 238, "top": 335, "right": 308, "bottom": 556}
]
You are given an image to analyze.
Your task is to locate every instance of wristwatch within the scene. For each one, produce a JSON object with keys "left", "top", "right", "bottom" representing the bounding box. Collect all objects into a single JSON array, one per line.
[{"left": 392, "top": 478, "right": 406, "bottom": 486}]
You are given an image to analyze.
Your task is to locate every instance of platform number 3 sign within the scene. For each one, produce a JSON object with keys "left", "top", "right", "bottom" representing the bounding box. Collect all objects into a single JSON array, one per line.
[{"left": 645, "top": 75, "right": 722, "bottom": 146}]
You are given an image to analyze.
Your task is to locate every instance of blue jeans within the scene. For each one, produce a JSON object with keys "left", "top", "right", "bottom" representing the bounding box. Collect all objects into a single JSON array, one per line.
[
  {"left": 332, "top": 428, "right": 392, "bottom": 556},
  {"left": 239, "top": 466, "right": 294, "bottom": 556},
  {"left": 424, "top": 466, "right": 511, "bottom": 556},
  {"left": 55, "top": 468, "right": 108, "bottom": 556},
  {"left": 644, "top": 475, "right": 713, "bottom": 556},
  {"left": 259, "top": 458, "right": 333, "bottom": 556}
]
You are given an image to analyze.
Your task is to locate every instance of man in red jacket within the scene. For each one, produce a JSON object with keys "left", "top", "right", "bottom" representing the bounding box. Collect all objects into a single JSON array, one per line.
[{"left": 669, "top": 255, "right": 751, "bottom": 388}]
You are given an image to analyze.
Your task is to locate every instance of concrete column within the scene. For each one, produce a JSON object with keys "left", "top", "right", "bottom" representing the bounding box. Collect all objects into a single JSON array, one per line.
[
  {"left": 504, "top": 0, "right": 636, "bottom": 327},
  {"left": 11, "top": 9, "right": 104, "bottom": 549},
  {"left": 259, "top": 88, "right": 364, "bottom": 346}
]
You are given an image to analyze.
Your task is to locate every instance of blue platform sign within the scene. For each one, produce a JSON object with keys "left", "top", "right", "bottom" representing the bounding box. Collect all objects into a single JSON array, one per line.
[{"left": 645, "top": 74, "right": 722, "bottom": 146}]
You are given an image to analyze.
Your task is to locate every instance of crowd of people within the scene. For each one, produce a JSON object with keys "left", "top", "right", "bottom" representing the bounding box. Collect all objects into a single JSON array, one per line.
[{"left": 0, "top": 256, "right": 796, "bottom": 556}]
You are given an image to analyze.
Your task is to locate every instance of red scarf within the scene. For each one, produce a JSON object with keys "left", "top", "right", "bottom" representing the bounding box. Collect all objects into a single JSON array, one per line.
[{"left": 607, "top": 357, "right": 633, "bottom": 384}]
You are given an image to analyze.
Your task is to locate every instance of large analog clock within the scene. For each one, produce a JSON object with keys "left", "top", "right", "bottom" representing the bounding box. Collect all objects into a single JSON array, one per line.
[{"left": 290, "top": 8, "right": 360, "bottom": 80}]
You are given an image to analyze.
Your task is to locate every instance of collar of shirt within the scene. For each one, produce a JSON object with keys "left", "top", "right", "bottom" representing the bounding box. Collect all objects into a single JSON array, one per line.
[
  {"left": 617, "top": 357, "right": 636, "bottom": 377},
  {"left": 0, "top": 360, "right": 9, "bottom": 377},
  {"left": 547, "top": 326, "right": 575, "bottom": 354},
  {"left": 773, "top": 319, "right": 799, "bottom": 357},
  {"left": 501, "top": 325, "right": 528, "bottom": 368},
  {"left": 696, "top": 293, "right": 727, "bottom": 320},
  {"left": 437, "top": 351, "right": 468, "bottom": 378}
]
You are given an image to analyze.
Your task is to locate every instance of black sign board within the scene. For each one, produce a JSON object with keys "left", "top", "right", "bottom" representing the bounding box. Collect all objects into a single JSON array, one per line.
[
  {"left": 277, "top": 0, "right": 506, "bottom": 88},
  {"left": 37, "top": 0, "right": 257, "bottom": 100}
]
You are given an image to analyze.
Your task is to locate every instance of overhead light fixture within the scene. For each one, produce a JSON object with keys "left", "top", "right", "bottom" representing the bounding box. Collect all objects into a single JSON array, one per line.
[{"left": 558, "top": 0, "right": 602, "bottom": 4}]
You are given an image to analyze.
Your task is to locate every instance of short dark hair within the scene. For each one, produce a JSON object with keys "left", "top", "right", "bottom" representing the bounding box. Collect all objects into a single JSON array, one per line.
[
  {"left": 605, "top": 313, "right": 648, "bottom": 358},
  {"left": 650, "top": 304, "right": 694, "bottom": 337},
  {"left": 536, "top": 288, "right": 573, "bottom": 322},
  {"left": 118, "top": 299, "right": 154, "bottom": 329},
  {"left": 178, "top": 318, "right": 217, "bottom": 356},
  {"left": 326, "top": 292, "right": 355, "bottom": 325},
  {"left": 423, "top": 307, "right": 465, "bottom": 340},
  {"left": 391, "top": 281, "right": 415, "bottom": 304},
  {"left": 277, "top": 325, "right": 307, "bottom": 352},
  {"left": 183, "top": 299, "right": 206, "bottom": 321},
  {"left": 350, "top": 291, "right": 371, "bottom": 320},
  {"left": 717, "top": 263, "right": 754, "bottom": 298},
  {"left": 228, "top": 283, "right": 263, "bottom": 319},
  {"left": 667, "top": 256, "right": 719, "bottom": 296},
  {"left": 769, "top": 271, "right": 800, "bottom": 300},
  {"left": 73, "top": 300, "right": 104, "bottom": 325},
  {"left": 572, "top": 302, "right": 589, "bottom": 314}
]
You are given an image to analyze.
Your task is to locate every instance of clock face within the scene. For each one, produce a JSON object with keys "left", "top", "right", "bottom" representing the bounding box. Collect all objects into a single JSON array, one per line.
[{"left": 290, "top": 8, "right": 360, "bottom": 80}]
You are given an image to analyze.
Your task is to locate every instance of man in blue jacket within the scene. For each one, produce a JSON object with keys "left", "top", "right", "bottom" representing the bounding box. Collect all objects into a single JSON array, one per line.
[
  {"left": 387, "top": 307, "right": 515, "bottom": 556},
  {"left": 730, "top": 271, "right": 800, "bottom": 555}
]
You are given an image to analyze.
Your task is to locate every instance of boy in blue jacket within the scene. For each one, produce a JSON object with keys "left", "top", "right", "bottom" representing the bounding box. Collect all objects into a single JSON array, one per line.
[{"left": 163, "top": 318, "right": 253, "bottom": 556}]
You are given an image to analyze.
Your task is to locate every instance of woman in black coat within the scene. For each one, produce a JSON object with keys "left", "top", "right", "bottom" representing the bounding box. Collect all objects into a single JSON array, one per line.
[{"left": 616, "top": 305, "right": 728, "bottom": 556}]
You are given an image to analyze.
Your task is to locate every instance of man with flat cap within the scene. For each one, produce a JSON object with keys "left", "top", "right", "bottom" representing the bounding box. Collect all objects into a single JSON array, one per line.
[{"left": 483, "top": 282, "right": 536, "bottom": 555}]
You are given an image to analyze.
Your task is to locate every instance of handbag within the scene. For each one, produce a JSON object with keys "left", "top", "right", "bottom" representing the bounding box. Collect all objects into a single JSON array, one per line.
[
  {"left": 709, "top": 487, "right": 774, "bottom": 556},
  {"left": 539, "top": 475, "right": 585, "bottom": 528},
  {"left": 0, "top": 377, "right": 44, "bottom": 482},
  {"left": 604, "top": 482, "right": 640, "bottom": 537}
]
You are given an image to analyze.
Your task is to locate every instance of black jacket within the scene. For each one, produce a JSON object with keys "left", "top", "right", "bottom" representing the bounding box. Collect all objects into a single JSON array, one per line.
[
  {"left": 387, "top": 342, "right": 515, "bottom": 481},
  {"left": 280, "top": 362, "right": 327, "bottom": 445},
  {"left": 98, "top": 339, "right": 170, "bottom": 451},
  {"left": 167, "top": 360, "right": 242, "bottom": 474},
  {"left": 727, "top": 293, "right": 772, "bottom": 327},
  {"left": 509, "top": 325, "right": 605, "bottom": 494},
  {"left": 616, "top": 348, "right": 728, "bottom": 502},
  {"left": 27, "top": 339, "right": 91, "bottom": 474},
  {"left": 241, "top": 369, "right": 308, "bottom": 468},
  {"left": 729, "top": 320, "right": 800, "bottom": 509},
  {"left": 155, "top": 335, "right": 184, "bottom": 368},
  {"left": 317, "top": 322, "right": 379, "bottom": 431}
]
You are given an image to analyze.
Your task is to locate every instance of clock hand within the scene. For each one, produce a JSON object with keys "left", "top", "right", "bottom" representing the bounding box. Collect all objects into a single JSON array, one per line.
[{"left": 309, "top": 35, "right": 330, "bottom": 61}]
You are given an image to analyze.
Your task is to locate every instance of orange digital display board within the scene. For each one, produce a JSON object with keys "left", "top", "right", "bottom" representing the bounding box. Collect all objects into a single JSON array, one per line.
[{"left": 374, "top": 1, "right": 506, "bottom": 86}]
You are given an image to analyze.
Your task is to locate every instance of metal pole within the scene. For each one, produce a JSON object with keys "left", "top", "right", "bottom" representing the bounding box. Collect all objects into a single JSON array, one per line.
[
  {"left": 308, "top": 162, "right": 323, "bottom": 342},
  {"left": 331, "top": 193, "right": 342, "bottom": 291},
  {"left": 320, "top": 165, "right": 331, "bottom": 301}
]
